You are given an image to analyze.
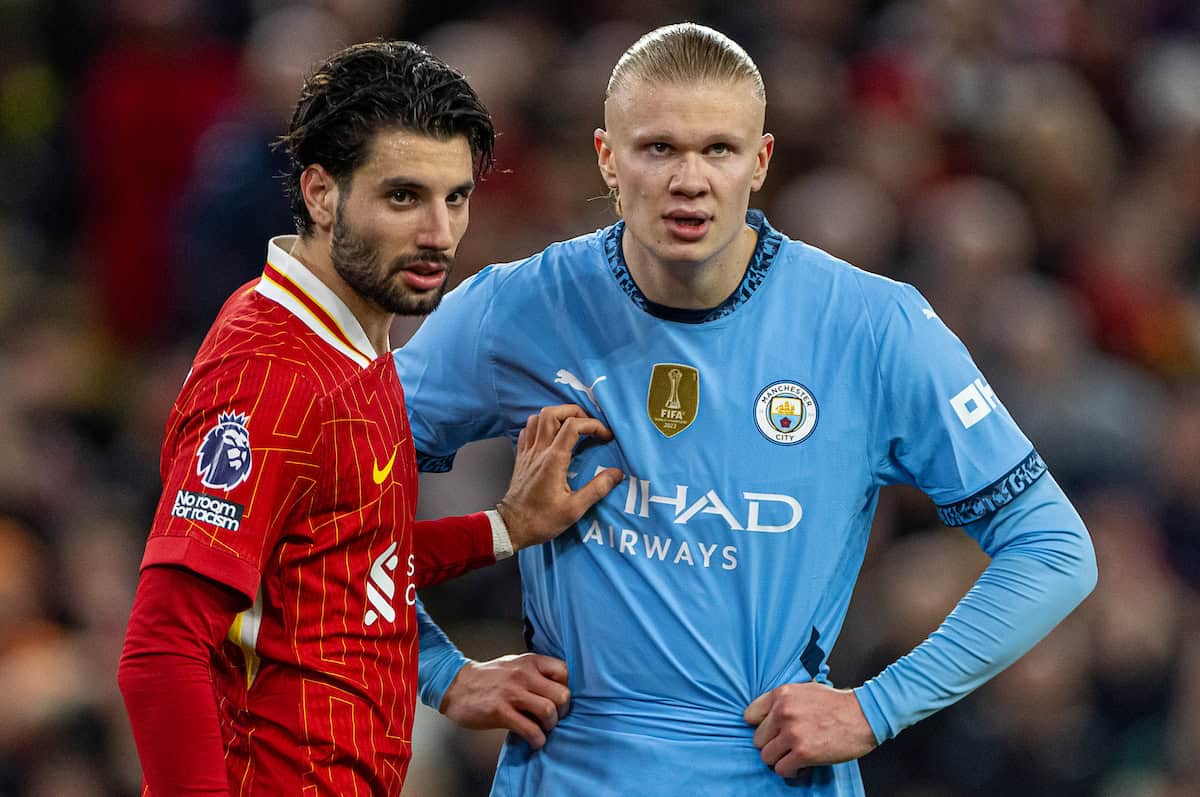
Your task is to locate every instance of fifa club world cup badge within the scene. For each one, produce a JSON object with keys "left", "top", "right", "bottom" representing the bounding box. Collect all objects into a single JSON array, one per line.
[
  {"left": 647, "top": 363, "right": 699, "bottom": 438},
  {"left": 754, "top": 381, "right": 818, "bottom": 445},
  {"left": 197, "top": 411, "right": 253, "bottom": 490}
]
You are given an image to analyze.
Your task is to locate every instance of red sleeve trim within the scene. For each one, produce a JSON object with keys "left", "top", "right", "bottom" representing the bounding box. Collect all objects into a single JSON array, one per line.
[{"left": 141, "top": 534, "right": 260, "bottom": 602}]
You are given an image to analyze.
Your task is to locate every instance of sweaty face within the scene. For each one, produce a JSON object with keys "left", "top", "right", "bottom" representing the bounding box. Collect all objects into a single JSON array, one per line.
[
  {"left": 331, "top": 129, "right": 474, "bottom": 316},
  {"left": 597, "top": 77, "right": 772, "bottom": 275}
]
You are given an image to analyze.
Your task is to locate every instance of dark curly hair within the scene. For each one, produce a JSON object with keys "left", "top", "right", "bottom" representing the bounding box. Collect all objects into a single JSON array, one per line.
[{"left": 277, "top": 40, "right": 495, "bottom": 237}]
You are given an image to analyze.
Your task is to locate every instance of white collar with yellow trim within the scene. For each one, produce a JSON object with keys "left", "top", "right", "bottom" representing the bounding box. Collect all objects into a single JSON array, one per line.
[{"left": 256, "top": 236, "right": 384, "bottom": 368}]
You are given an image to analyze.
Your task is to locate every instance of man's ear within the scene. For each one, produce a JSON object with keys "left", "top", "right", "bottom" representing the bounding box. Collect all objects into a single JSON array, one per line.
[
  {"left": 300, "top": 164, "right": 339, "bottom": 232},
  {"left": 595, "top": 129, "right": 619, "bottom": 189},
  {"left": 750, "top": 133, "right": 774, "bottom": 192}
]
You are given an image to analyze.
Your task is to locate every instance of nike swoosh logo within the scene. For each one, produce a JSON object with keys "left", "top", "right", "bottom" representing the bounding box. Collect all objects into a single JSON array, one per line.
[{"left": 373, "top": 444, "right": 400, "bottom": 485}]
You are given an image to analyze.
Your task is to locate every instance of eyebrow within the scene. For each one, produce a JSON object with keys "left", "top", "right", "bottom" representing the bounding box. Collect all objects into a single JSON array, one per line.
[
  {"left": 631, "top": 130, "right": 746, "bottom": 144},
  {"left": 379, "top": 177, "right": 475, "bottom": 195}
]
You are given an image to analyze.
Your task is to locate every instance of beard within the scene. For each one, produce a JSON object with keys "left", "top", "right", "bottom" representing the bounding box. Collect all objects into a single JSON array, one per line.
[{"left": 329, "top": 210, "right": 453, "bottom": 316}]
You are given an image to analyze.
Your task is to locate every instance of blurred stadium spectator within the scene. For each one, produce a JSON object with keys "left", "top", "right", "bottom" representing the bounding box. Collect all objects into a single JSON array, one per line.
[{"left": 0, "top": 1, "right": 1195, "bottom": 794}]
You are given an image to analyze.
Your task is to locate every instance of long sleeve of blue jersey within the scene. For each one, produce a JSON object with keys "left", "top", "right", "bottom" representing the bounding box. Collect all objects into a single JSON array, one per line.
[
  {"left": 416, "top": 597, "right": 470, "bottom": 710},
  {"left": 853, "top": 471, "right": 1097, "bottom": 743}
]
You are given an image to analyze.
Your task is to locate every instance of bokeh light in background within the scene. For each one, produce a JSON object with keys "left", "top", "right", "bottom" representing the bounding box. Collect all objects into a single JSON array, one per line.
[{"left": 0, "top": 1, "right": 1197, "bottom": 795}]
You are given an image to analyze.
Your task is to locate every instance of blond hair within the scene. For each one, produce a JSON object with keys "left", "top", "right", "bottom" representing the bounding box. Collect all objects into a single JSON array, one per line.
[{"left": 606, "top": 23, "right": 765, "bottom": 101}]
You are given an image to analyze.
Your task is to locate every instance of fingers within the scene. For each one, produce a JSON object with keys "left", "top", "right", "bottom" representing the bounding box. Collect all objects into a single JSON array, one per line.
[
  {"left": 569, "top": 467, "right": 624, "bottom": 514},
  {"left": 540, "top": 680, "right": 572, "bottom": 719},
  {"left": 521, "top": 405, "right": 609, "bottom": 449},
  {"left": 528, "top": 412, "right": 542, "bottom": 451},
  {"left": 747, "top": 688, "right": 783, "bottom": 765},
  {"left": 517, "top": 406, "right": 613, "bottom": 464},
  {"left": 534, "top": 404, "right": 591, "bottom": 424},
  {"left": 438, "top": 654, "right": 576, "bottom": 750},
  {"left": 751, "top": 704, "right": 780, "bottom": 749},
  {"left": 521, "top": 668, "right": 571, "bottom": 710},
  {"left": 759, "top": 733, "right": 791, "bottom": 768},
  {"left": 531, "top": 404, "right": 589, "bottom": 447},
  {"left": 500, "top": 706, "right": 547, "bottom": 750},
  {"left": 552, "top": 417, "right": 614, "bottom": 452},
  {"left": 498, "top": 671, "right": 566, "bottom": 749},
  {"left": 511, "top": 691, "right": 562, "bottom": 733},
  {"left": 531, "top": 654, "right": 569, "bottom": 685},
  {"left": 757, "top": 737, "right": 808, "bottom": 780},
  {"left": 772, "top": 751, "right": 806, "bottom": 779},
  {"left": 754, "top": 712, "right": 805, "bottom": 777},
  {"left": 502, "top": 405, "right": 618, "bottom": 550},
  {"left": 520, "top": 655, "right": 571, "bottom": 718},
  {"left": 744, "top": 689, "right": 775, "bottom": 726}
]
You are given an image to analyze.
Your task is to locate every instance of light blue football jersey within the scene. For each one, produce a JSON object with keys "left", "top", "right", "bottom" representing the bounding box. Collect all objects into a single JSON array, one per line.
[{"left": 395, "top": 211, "right": 1045, "bottom": 795}]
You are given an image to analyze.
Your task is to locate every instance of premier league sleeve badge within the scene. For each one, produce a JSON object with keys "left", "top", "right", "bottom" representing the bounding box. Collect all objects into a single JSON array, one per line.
[{"left": 196, "top": 411, "right": 253, "bottom": 491}]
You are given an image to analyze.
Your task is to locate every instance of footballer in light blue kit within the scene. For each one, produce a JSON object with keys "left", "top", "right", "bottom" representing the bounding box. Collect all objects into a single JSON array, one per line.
[{"left": 396, "top": 23, "right": 1096, "bottom": 796}]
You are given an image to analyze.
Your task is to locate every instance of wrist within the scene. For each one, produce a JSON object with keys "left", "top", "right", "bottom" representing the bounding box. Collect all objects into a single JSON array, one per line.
[
  {"left": 495, "top": 500, "right": 526, "bottom": 551},
  {"left": 438, "top": 659, "right": 479, "bottom": 714},
  {"left": 485, "top": 509, "right": 514, "bottom": 560}
]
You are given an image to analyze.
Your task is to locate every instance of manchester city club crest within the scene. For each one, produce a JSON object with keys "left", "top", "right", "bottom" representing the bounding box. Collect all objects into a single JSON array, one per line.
[
  {"left": 197, "top": 411, "right": 253, "bottom": 490},
  {"left": 754, "top": 381, "right": 818, "bottom": 445}
]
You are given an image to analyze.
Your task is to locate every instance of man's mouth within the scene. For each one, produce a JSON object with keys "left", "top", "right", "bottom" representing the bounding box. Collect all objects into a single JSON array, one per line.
[
  {"left": 394, "top": 258, "right": 449, "bottom": 291},
  {"left": 664, "top": 213, "right": 711, "bottom": 239}
]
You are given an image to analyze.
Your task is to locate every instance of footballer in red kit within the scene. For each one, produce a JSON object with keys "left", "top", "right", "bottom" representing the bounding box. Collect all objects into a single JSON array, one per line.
[{"left": 141, "top": 243, "right": 494, "bottom": 793}]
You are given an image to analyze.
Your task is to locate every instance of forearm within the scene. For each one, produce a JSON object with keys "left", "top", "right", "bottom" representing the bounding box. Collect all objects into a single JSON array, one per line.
[
  {"left": 412, "top": 509, "right": 511, "bottom": 589},
  {"left": 118, "top": 566, "right": 244, "bottom": 796},
  {"left": 855, "top": 473, "right": 1097, "bottom": 743},
  {"left": 415, "top": 597, "right": 471, "bottom": 709}
]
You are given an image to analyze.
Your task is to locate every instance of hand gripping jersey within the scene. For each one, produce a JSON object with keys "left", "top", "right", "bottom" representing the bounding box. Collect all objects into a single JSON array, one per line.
[
  {"left": 142, "top": 238, "right": 494, "bottom": 794},
  {"left": 396, "top": 212, "right": 1082, "bottom": 796}
]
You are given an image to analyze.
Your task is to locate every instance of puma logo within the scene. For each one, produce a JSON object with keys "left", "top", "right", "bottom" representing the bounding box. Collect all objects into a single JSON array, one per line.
[{"left": 554, "top": 369, "right": 607, "bottom": 408}]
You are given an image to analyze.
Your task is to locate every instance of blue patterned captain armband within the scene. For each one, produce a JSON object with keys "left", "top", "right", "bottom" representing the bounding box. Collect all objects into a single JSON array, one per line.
[{"left": 936, "top": 450, "right": 1048, "bottom": 527}]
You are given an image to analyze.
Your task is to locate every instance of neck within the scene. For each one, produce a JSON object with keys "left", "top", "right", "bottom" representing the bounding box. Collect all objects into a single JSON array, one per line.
[
  {"left": 623, "top": 224, "right": 758, "bottom": 309},
  {"left": 288, "top": 235, "right": 391, "bottom": 356}
]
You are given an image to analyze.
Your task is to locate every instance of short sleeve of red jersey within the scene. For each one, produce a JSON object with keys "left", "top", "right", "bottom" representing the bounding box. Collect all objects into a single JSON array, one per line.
[{"left": 144, "top": 353, "right": 324, "bottom": 600}]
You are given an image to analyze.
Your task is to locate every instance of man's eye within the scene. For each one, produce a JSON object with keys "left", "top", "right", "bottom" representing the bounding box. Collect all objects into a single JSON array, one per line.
[
  {"left": 708, "top": 143, "right": 729, "bottom": 155},
  {"left": 650, "top": 142, "right": 671, "bottom": 154},
  {"left": 447, "top": 191, "right": 469, "bottom": 206},
  {"left": 391, "top": 190, "right": 416, "bottom": 203}
]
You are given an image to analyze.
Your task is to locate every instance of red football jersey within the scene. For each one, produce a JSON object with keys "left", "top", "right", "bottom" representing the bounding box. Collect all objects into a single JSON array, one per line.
[{"left": 142, "top": 238, "right": 495, "bottom": 794}]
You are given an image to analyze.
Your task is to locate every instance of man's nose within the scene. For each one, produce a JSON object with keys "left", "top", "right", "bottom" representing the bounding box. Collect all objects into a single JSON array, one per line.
[
  {"left": 416, "top": 203, "right": 455, "bottom": 250},
  {"left": 670, "top": 154, "right": 708, "bottom": 196}
]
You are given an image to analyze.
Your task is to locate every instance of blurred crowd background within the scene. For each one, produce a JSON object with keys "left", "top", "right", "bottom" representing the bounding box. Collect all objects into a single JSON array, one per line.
[{"left": 0, "top": 0, "right": 1197, "bottom": 795}]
